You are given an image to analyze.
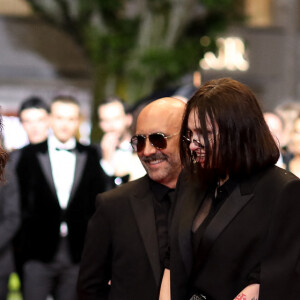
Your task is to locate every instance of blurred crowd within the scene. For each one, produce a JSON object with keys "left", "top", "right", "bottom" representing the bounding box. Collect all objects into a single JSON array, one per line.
[
  {"left": 263, "top": 102, "right": 300, "bottom": 177},
  {"left": 0, "top": 94, "right": 148, "bottom": 300},
  {"left": 1, "top": 83, "right": 300, "bottom": 299}
]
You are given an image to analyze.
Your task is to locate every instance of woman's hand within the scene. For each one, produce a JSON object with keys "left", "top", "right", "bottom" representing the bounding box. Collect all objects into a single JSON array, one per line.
[{"left": 233, "top": 284, "right": 260, "bottom": 300}]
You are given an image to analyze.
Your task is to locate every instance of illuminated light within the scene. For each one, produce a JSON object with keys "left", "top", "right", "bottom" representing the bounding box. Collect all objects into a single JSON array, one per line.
[
  {"left": 199, "top": 37, "right": 249, "bottom": 71},
  {"left": 114, "top": 177, "right": 123, "bottom": 185}
]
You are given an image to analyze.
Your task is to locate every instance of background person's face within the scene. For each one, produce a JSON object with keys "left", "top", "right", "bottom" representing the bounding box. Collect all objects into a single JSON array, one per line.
[
  {"left": 98, "top": 102, "right": 129, "bottom": 136},
  {"left": 50, "top": 102, "right": 80, "bottom": 143},
  {"left": 289, "top": 118, "right": 300, "bottom": 155},
  {"left": 264, "top": 113, "right": 283, "bottom": 147},
  {"left": 20, "top": 108, "right": 49, "bottom": 144}
]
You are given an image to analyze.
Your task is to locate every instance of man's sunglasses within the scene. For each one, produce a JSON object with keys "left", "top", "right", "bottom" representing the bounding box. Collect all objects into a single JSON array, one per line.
[{"left": 130, "top": 132, "right": 178, "bottom": 152}]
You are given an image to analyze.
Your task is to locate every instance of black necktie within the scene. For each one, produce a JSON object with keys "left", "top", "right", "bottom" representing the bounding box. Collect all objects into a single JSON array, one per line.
[{"left": 55, "top": 147, "right": 74, "bottom": 153}]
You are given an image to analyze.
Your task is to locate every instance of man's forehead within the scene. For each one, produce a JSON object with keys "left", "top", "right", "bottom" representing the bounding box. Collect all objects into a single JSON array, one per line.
[
  {"left": 136, "top": 115, "right": 175, "bottom": 135},
  {"left": 21, "top": 107, "right": 47, "bottom": 115},
  {"left": 99, "top": 102, "right": 124, "bottom": 114},
  {"left": 20, "top": 108, "right": 48, "bottom": 120},
  {"left": 136, "top": 98, "right": 185, "bottom": 132},
  {"left": 51, "top": 103, "right": 80, "bottom": 117}
]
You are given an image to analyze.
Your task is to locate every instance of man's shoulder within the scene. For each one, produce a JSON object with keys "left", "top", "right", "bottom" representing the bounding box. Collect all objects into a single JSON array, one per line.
[
  {"left": 23, "top": 140, "right": 47, "bottom": 151},
  {"left": 9, "top": 148, "right": 22, "bottom": 161},
  {"left": 89, "top": 142, "right": 102, "bottom": 157},
  {"left": 16, "top": 141, "right": 48, "bottom": 159},
  {"left": 76, "top": 142, "right": 99, "bottom": 156}
]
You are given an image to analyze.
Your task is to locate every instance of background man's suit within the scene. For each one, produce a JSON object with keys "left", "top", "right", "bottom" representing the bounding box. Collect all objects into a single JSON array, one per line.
[
  {"left": 170, "top": 166, "right": 300, "bottom": 300},
  {"left": 0, "top": 154, "right": 20, "bottom": 299},
  {"left": 77, "top": 175, "right": 162, "bottom": 300},
  {"left": 15, "top": 139, "right": 107, "bottom": 278}
]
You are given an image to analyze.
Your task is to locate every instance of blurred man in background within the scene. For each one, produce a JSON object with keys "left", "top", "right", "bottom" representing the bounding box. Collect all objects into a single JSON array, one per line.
[
  {"left": 18, "top": 96, "right": 50, "bottom": 145},
  {"left": 1, "top": 96, "right": 50, "bottom": 298},
  {"left": 97, "top": 96, "right": 145, "bottom": 189},
  {"left": 15, "top": 95, "right": 107, "bottom": 300}
]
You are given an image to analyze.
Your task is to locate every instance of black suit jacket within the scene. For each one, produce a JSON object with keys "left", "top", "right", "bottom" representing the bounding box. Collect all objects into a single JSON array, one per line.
[
  {"left": 15, "top": 139, "right": 107, "bottom": 264},
  {"left": 77, "top": 175, "right": 162, "bottom": 300},
  {"left": 170, "top": 166, "right": 300, "bottom": 300},
  {"left": 0, "top": 152, "right": 20, "bottom": 277}
]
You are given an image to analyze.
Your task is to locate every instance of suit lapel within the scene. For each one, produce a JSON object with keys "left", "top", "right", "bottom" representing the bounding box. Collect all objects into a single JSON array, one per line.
[
  {"left": 37, "top": 151, "right": 57, "bottom": 198},
  {"left": 69, "top": 148, "right": 87, "bottom": 203},
  {"left": 37, "top": 141, "right": 87, "bottom": 205},
  {"left": 178, "top": 185, "right": 206, "bottom": 275},
  {"left": 129, "top": 176, "right": 161, "bottom": 287},
  {"left": 195, "top": 184, "right": 254, "bottom": 268}
]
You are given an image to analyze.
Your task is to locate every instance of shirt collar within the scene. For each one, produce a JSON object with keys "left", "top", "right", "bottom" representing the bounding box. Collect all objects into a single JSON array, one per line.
[
  {"left": 215, "top": 177, "right": 238, "bottom": 202},
  {"left": 48, "top": 134, "right": 76, "bottom": 151},
  {"left": 149, "top": 179, "right": 174, "bottom": 202}
]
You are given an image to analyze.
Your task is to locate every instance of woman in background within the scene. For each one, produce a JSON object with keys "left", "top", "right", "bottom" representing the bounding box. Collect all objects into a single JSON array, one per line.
[
  {"left": 0, "top": 113, "right": 16, "bottom": 300},
  {"left": 170, "top": 78, "right": 300, "bottom": 300}
]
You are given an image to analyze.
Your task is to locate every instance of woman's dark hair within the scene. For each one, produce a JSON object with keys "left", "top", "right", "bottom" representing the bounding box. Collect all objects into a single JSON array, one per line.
[{"left": 180, "top": 77, "right": 279, "bottom": 186}]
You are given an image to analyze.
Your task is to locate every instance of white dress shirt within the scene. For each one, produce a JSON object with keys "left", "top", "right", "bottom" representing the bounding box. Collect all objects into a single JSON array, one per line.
[{"left": 48, "top": 134, "right": 76, "bottom": 236}]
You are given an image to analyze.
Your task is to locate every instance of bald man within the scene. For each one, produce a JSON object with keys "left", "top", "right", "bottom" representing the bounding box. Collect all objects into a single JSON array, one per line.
[{"left": 77, "top": 98, "right": 186, "bottom": 300}]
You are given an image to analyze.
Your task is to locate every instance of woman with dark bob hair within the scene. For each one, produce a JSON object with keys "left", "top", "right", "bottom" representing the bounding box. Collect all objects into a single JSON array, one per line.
[{"left": 170, "top": 78, "right": 300, "bottom": 300}]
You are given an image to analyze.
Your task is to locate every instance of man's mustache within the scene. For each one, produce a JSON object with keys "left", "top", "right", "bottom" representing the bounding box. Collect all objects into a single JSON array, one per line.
[{"left": 141, "top": 153, "right": 168, "bottom": 163}]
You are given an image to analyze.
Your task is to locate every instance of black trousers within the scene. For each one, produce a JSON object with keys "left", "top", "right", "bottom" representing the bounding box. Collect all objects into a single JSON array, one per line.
[
  {"left": 0, "top": 276, "right": 9, "bottom": 300},
  {"left": 23, "top": 238, "right": 79, "bottom": 300}
]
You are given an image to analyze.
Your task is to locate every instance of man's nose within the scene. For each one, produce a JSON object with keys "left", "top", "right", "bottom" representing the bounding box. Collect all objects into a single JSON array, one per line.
[{"left": 142, "top": 138, "right": 157, "bottom": 156}]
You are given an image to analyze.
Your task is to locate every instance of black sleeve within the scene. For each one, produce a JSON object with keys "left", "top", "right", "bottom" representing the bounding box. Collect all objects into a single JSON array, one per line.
[
  {"left": 77, "top": 196, "right": 112, "bottom": 300},
  {"left": 260, "top": 179, "right": 300, "bottom": 299}
]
